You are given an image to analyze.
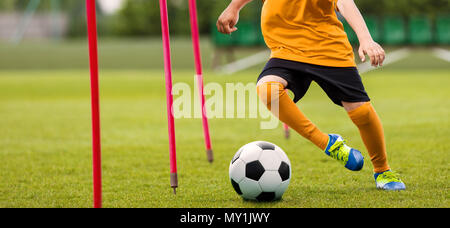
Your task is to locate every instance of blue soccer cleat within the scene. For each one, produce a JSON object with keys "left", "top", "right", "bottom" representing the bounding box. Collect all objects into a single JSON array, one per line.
[
  {"left": 374, "top": 170, "right": 406, "bottom": 191},
  {"left": 324, "top": 134, "right": 364, "bottom": 171}
]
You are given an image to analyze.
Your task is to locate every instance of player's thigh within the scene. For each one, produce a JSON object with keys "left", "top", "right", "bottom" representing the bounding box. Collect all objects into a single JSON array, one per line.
[{"left": 257, "top": 75, "right": 288, "bottom": 87}]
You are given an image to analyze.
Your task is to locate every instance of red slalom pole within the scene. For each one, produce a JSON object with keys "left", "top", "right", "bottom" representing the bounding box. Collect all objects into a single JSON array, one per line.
[
  {"left": 86, "top": 0, "right": 102, "bottom": 208},
  {"left": 188, "top": 0, "right": 213, "bottom": 163},
  {"left": 282, "top": 89, "right": 290, "bottom": 139},
  {"left": 159, "top": 0, "right": 178, "bottom": 194},
  {"left": 283, "top": 123, "right": 290, "bottom": 139}
]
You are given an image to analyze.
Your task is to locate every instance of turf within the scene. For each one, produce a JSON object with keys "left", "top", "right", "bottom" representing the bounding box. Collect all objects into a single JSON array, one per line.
[{"left": 0, "top": 68, "right": 449, "bottom": 208}]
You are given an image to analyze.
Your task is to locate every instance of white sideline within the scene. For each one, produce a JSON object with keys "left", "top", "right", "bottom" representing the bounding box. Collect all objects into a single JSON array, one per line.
[
  {"left": 357, "top": 48, "right": 411, "bottom": 74},
  {"left": 432, "top": 48, "right": 450, "bottom": 62},
  {"left": 218, "top": 50, "right": 270, "bottom": 75},
  {"left": 218, "top": 48, "right": 413, "bottom": 75}
]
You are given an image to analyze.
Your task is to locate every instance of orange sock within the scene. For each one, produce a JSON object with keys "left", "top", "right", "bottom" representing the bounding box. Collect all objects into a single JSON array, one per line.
[
  {"left": 347, "top": 102, "right": 390, "bottom": 173},
  {"left": 257, "top": 81, "right": 329, "bottom": 150}
]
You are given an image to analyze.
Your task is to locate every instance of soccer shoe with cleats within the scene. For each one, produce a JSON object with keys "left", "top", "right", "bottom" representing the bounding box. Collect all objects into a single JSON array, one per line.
[
  {"left": 374, "top": 170, "right": 406, "bottom": 191},
  {"left": 324, "top": 134, "right": 364, "bottom": 171}
]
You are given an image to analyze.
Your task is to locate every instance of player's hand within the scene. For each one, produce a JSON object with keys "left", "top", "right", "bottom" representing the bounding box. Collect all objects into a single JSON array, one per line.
[
  {"left": 217, "top": 7, "right": 239, "bottom": 34},
  {"left": 358, "top": 40, "right": 385, "bottom": 67}
]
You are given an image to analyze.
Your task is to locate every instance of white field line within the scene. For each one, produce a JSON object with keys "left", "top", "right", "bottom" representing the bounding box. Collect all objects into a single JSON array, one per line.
[
  {"left": 432, "top": 48, "right": 450, "bottom": 62},
  {"left": 218, "top": 50, "right": 270, "bottom": 75},
  {"left": 218, "top": 48, "right": 412, "bottom": 75},
  {"left": 357, "top": 48, "right": 411, "bottom": 74}
]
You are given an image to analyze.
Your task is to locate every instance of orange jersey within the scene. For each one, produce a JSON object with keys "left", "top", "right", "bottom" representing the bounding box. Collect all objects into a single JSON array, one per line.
[{"left": 261, "top": 0, "right": 356, "bottom": 67}]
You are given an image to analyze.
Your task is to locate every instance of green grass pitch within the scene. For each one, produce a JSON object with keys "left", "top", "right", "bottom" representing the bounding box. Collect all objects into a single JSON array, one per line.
[{"left": 0, "top": 68, "right": 448, "bottom": 208}]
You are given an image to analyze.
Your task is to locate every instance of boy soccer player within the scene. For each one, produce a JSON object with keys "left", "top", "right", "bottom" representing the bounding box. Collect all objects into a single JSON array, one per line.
[{"left": 217, "top": 0, "right": 405, "bottom": 190}]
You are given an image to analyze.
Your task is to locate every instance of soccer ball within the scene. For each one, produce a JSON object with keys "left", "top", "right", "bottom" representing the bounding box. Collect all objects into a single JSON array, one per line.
[{"left": 229, "top": 141, "right": 291, "bottom": 201}]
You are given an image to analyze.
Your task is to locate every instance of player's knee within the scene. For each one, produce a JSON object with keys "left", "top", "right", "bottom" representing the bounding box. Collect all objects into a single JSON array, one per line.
[
  {"left": 346, "top": 102, "right": 374, "bottom": 125},
  {"left": 256, "top": 81, "right": 285, "bottom": 106},
  {"left": 342, "top": 101, "right": 368, "bottom": 112}
]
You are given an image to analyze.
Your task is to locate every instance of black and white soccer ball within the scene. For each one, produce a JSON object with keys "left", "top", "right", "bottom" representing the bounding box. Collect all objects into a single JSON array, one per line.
[{"left": 229, "top": 141, "right": 291, "bottom": 201}]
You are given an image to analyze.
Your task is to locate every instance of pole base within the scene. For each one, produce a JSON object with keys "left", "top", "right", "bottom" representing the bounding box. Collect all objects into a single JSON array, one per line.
[
  {"left": 206, "top": 149, "right": 214, "bottom": 163},
  {"left": 170, "top": 173, "right": 178, "bottom": 195},
  {"left": 284, "top": 130, "right": 290, "bottom": 139}
]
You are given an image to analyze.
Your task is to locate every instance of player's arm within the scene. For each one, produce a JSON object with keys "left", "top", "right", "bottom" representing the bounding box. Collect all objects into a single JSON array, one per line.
[
  {"left": 217, "top": 0, "right": 253, "bottom": 34},
  {"left": 337, "top": 0, "right": 385, "bottom": 67}
]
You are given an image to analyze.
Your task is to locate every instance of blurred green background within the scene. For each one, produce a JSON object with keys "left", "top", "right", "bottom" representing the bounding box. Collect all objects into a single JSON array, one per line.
[
  {"left": 0, "top": 0, "right": 449, "bottom": 71},
  {"left": 0, "top": 0, "right": 449, "bottom": 38}
]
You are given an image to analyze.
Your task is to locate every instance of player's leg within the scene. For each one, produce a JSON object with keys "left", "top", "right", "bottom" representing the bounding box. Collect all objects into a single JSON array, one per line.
[
  {"left": 257, "top": 76, "right": 329, "bottom": 150},
  {"left": 343, "top": 101, "right": 389, "bottom": 173},
  {"left": 343, "top": 101, "right": 405, "bottom": 190},
  {"left": 258, "top": 78, "right": 364, "bottom": 171},
  {"left": 306, "top": 63, "right": 404, "bottom": 189},
  {"left": 257, "top": 59, "right": 363, "bottom": 171},
  {"left": 257, "top": 75, "right": 288, "bottom": 87}
]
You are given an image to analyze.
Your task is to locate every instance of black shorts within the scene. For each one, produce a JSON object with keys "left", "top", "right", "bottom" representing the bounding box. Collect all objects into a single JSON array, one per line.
[{"left": 258, "top": 58, "right": 370, "bottom": 106}]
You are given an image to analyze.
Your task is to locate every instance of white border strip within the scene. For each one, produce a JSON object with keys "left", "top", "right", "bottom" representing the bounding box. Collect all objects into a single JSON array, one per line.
[
  {"left": 219, "top": 48, "right": 414, "bottom": 75},
  {"left": 357, "top": 48, "right": 411, "bottom": 74},
  {"left": 218, "top": 50, "right": 270, "bottom": 75},
  {"left": 432, "top": 48, "right": 450, "bottom": 62}
]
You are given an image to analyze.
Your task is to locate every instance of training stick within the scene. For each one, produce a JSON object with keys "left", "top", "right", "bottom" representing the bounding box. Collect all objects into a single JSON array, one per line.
[
  {"left": 86, "top": 0, "right": 102, "bottom": 208},
  {"left": 283, "top": 123, "right": 290, "bottom": 139},
  {"left": 159, "top": 0, "right": 178, "bottom": 194},
  {"left": 188, "top": 0, "right": 213, "bottom": 163}
]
